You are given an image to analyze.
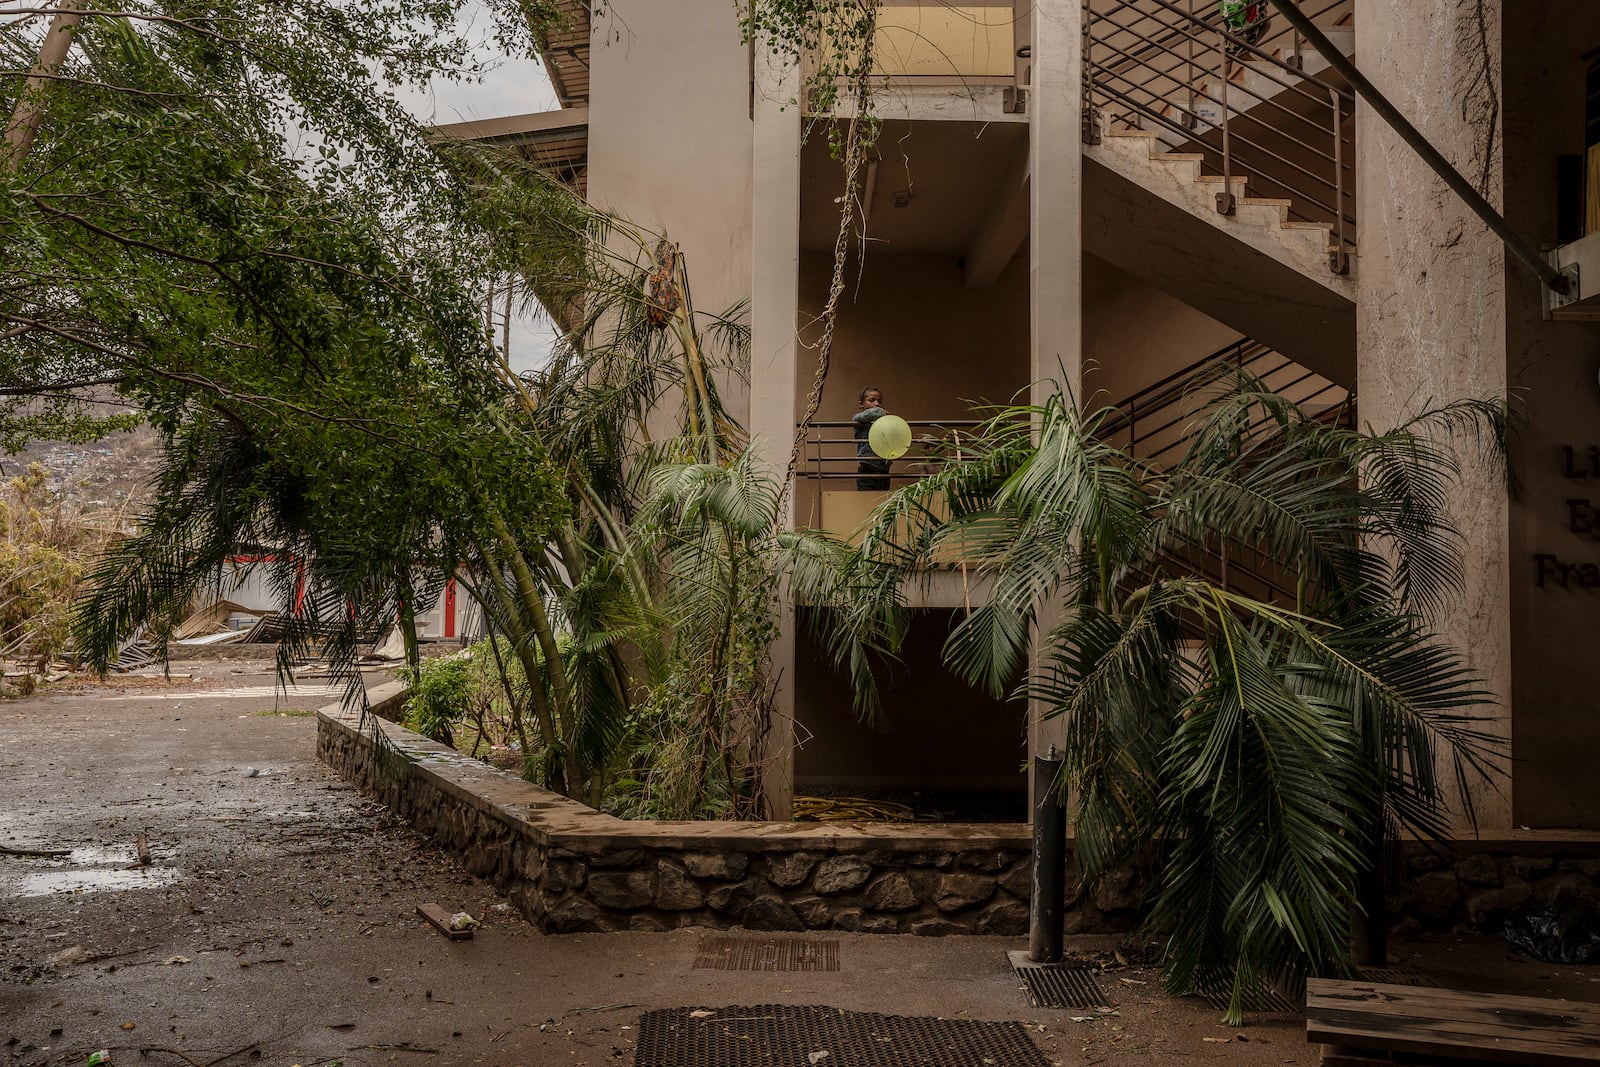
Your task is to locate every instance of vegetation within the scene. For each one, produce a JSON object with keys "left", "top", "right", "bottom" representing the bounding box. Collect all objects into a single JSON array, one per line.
[
  {"left": 0, "top": 463, "right": 116, "bottom": 685},
  {"left": 3, "top": 0, "right": 857, "bottom": 818},
  {"left": 821, "top": 374, "right": 1507, "bottom": 1020}
]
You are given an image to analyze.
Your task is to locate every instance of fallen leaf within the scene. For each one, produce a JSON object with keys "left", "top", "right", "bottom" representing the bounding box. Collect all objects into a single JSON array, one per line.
[
  {"left": 1202, "top": 1036, "right": 1230, "bottom": 1043},
  {"left": 120, "top": 1023, "right": 136, "bottom": 1032},
  {"left": 164, "top": 956, "right": 190, "bottom": 966},
  {"left": 688, "top": 1010, "right": 714, "bottom": 1020}
]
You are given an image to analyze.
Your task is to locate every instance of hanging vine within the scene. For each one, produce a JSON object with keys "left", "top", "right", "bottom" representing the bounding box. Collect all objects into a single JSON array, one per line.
[{"left": 739, "top": 0, "right": 882, "bottom": 508}]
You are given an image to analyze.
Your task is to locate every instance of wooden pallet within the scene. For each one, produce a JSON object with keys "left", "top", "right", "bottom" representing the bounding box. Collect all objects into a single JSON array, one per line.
[{"left": 1307, "top": 979, "right": 1600, "bottom": 1066}]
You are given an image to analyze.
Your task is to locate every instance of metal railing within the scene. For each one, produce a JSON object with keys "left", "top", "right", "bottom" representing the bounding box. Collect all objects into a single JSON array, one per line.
[
  {"left": 1084, "top": 0, "right": 1355, "bottom": 273},
  {"left": 797, "top": 419, "right": 985, "bottom": 483},
  {"left": 1101, "top": 336, "right": 1350, "bottom": 468}
]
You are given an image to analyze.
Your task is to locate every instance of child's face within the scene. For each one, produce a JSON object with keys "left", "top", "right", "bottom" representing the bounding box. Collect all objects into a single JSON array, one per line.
[{"left": 860, "top": 390, "right": 883, "bottom": 410}]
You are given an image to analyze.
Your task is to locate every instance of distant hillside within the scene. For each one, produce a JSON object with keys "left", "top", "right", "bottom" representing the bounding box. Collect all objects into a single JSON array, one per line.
[{"left": 4, "top": 421, "right": 161, "bottom": 517}]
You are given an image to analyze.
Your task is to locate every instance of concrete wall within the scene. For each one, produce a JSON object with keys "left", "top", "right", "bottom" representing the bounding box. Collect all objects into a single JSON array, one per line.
[
  {"left": 795, "top": 250, "right": 1032, "bottom": 421},
  {"left": 1355, "top": 0, "right": 1511, "bottom": 831},
  {"left": 1502, "top": 3, "right": 1600, "bottom": 827},
  {"left": 1081, "top": 255, "right": 1243, "bottom": 409},
  {"left": 586, "top": 1, "right": 755, "bottom": 421}
]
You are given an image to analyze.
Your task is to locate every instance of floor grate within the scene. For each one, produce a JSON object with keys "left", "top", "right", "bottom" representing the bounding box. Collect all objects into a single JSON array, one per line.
[
  {"left": 1196, "top": 983, "right": 1302, "bottom": 1014},
  {"left": 693, "top": 935, "right": 840, "bottom": 972},
  {"left": 634, "top": 1004, "right": 1050, "bottom": 1067},
  {"left": 1358, "top": 966, "right": 1441, "bottom": 988},
  {"left": 1006, "top": 950, "right": 1110, "bottom": 1010}
]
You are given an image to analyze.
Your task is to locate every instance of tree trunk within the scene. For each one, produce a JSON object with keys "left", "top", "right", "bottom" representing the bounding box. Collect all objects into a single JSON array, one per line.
[{"left": 3, "top": 2, "right": 85, "bottom": 169}]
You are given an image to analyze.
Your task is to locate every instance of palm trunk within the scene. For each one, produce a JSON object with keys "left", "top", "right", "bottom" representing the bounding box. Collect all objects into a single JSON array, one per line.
[
  {"left": 487, "top": 510, "right": 582, "bottom": 797},
  {"left": 3, "top": 2, "right": 84, "bottom": 169}
]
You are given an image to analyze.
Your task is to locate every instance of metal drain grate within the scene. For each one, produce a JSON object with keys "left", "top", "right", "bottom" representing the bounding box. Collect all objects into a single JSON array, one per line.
[
  {"left": 1358, "top": 967, "right": 1441, "bottom": 988},
  {"left": 693, "top": 935, "right": 840, "bottom": 972},
  {"left": 634, "top": 1004, "right": 1050, "bottom": 1067},
  {"left": 1006, "top": 950, "right": 1110, "bottom": 1009},
  {"left": 1196, "top": 983, "right": 1301, "bottom": 1014}
]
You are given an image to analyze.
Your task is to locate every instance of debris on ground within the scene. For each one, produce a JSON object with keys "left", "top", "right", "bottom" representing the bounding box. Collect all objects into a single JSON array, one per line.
[
  {"left": 416, "top": 902, "right": 476, "bottom": 940},
  {"left": 1504, "top": 907, "right": 1600, "bottom": 964}
]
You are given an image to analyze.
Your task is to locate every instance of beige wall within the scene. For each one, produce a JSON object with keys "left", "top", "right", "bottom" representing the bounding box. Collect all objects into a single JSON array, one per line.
[
  {"left": 1081, "top": 254, "right": 1243, "bottom": 409},
  {"left": 796, "top": 250, "right": 1032, "bottom": 420},
  {"left": 1503, "top": 2, "right": 1600, "bottom": 828},
  {"left": 586, "top": 1, "right": 756, "bottom": 421}
]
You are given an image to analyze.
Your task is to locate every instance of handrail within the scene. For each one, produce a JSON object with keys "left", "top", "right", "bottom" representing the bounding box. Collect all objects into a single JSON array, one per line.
[
  {"left": 1261, "top": 0, "right": 1569, "bottom": 296},
  {"left": 1084, "top": 0, "right": 1354, "bottom": 271},
  {"left": 796, "top": 418, "right": 985, "bottom": 481}
]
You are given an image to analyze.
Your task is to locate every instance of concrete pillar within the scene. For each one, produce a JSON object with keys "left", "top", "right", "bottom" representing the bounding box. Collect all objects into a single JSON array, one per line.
[
  {"left": 750, "top": 47, "right": 803, "bottom": 819},
  {"left": 1355, "top": 0, "right": 1511, "bottom": 831},
  {"left": 1028, "top": 0, "right": 1084, "bottom": 769}
]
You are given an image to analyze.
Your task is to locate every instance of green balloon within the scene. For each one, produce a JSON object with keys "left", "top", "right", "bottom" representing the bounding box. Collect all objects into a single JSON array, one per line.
[{"left": 869, "top": 414, "right": 912, "bottom": 460}]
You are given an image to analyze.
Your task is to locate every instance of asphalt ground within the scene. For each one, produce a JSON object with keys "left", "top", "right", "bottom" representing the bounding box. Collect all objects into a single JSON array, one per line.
[{"left": 2, "top": 664, "right": 1594, "bottom": 1067}]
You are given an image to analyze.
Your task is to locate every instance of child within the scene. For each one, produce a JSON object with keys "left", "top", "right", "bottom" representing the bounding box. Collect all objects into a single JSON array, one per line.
[{"left": 853, "top": 386, "right": 891, "bottom": 491}]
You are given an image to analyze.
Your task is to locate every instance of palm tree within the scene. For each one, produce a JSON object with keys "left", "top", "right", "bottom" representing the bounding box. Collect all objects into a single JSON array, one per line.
[{"left": 820, "top": 372, "right": 1508, "bottom": 1021}]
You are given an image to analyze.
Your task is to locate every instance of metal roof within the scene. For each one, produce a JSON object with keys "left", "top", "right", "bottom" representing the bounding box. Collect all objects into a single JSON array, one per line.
[
  {"left": 536, "top": 0, "right": 591, "bottom": 109},
  {"left": 430, "top": 108, "right": 590, "bottom": 198}
]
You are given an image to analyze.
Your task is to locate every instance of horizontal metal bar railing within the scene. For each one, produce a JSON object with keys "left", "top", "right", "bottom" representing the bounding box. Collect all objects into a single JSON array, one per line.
[
  {"left": 1096, "top": 0, "right": 1354, "bottom": 117},
  {"left": 797, "top": 419, "right": 984, "bottom": 481},
  {"left": 1093, "top": 77, "right": 1352, "bottom": 227},
  {"left": 1091, "top": 10, "right": 1352, "bottom": 151},
  {"left": 1085, "top": 0, "right": 1354, "bottom": 268}
]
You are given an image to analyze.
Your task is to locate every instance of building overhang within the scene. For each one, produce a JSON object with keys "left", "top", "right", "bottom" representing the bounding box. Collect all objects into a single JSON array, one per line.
[
  {"left": 534, "top": 0, "right": 591, "bottom": 110},
  {"left": 430, "top": 108, "right": 590, "bottom": 198}
]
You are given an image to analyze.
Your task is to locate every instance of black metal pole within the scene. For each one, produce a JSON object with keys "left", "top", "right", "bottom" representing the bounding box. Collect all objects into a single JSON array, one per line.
[
  {"left": 1029, "top": 745, "right": 1066, "bottom": 964},
  {"left": 1261, "top": 0, "right": 1570, "bottom": 296}
]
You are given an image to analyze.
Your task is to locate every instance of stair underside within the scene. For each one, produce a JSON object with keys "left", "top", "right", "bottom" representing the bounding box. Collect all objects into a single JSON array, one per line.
[{"left": 1082, "top": 128, "right": 1356, "bottom": 386}]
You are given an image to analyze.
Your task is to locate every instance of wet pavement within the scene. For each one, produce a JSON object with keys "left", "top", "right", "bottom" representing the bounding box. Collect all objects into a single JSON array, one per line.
[{"left": 1, "top": 664, "right": 1594, "bottom": 1067}]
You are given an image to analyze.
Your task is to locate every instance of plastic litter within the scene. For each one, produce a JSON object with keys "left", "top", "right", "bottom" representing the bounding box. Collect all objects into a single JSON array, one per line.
[
  {"left": 1503, "top": 907, "right": 1600, "bottom": 964},
  {"left": 88, "top": 1051, "right": 111, "bottom": 1066}
]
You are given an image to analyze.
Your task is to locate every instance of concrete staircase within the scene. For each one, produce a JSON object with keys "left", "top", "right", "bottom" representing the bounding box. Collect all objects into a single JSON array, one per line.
[
  {"left": 1103, "top": 335, "right": 1352, "bottom": 607},
  {"left": 1083, "top": 117, "right": 1356, "bottom": 385},
  {"left": 1082, "top": 1, "right": 1358, "bottom": 383}
]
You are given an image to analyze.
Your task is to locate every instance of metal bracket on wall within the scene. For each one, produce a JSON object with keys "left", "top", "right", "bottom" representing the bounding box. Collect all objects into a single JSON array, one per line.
[
  {"left": 1082, "top": 107, "right": 1101, "bottom": 145},
  {"left": 1003, "top": 86, "right": 1028, "bottom": 114},
  {"left": 1545, "top": 259, "right": 1581, "bottom": 320}
]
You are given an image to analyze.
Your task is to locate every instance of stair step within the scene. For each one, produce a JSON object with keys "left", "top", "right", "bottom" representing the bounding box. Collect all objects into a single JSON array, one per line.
[
  {"left": 1280, "top": 220, "right": 1332, "bottom": 230},
  {"left": 1241, "top": 197, "right": 1293, "bottom": 208},
  {"left": 1105, "top": 128, "right": 1159, "bottom": 139},
  {"left": 1158, "top": 153, "right": 1207, "bottom": 163},
  {"left": 1193, "top": 175, "right": 1248, "bottom": 185}
]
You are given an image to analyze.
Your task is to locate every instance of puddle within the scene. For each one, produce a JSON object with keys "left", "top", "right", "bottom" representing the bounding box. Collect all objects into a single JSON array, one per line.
[
  {"left": 10, "top": 866, "right": 184, "bottom": 897},
  {"left": 2, "top": 845, "right": 186, "bottom": 898}
]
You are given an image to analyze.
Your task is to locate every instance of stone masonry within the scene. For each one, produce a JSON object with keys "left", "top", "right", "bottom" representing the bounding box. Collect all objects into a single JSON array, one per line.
[
  {"left": 315, "top": 684, "right": 1143, "bottom": 935},
  {"left": 320, "top": 684, "right": 1600, "bottom": 937}
]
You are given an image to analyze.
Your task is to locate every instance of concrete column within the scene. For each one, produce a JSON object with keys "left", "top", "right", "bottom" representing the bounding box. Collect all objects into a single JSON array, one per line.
[
  {"left": 1355, "top": 0, "right": 1511, "bottom": 831},
  {"left": 750, "top": 46, "right": 803, "bottom": 819},
  {"left": 1028, "top": 0, "right": 1084, "bottom": 768}
]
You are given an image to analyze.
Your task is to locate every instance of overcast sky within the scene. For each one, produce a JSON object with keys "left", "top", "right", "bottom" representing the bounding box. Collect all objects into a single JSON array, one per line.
[{"left": 393, "top": 8, "right": 563, "bottom": 374}]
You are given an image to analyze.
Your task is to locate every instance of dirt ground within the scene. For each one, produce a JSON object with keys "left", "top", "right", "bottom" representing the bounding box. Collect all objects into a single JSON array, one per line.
[{"left": 2, "top": 662, "right": 1597, "bottom": 1067}]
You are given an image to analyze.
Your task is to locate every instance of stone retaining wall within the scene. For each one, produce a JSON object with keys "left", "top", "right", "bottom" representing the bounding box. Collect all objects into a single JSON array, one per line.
[
  {"left": 321, "top": 685, "right": 1600, "bottom": 938},
  {"left": 318, "top": 685, "right": 1109, "bottom": 935},
  {"left": 1394, "top": 839, "right": 1600, "bottom": 934}
]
